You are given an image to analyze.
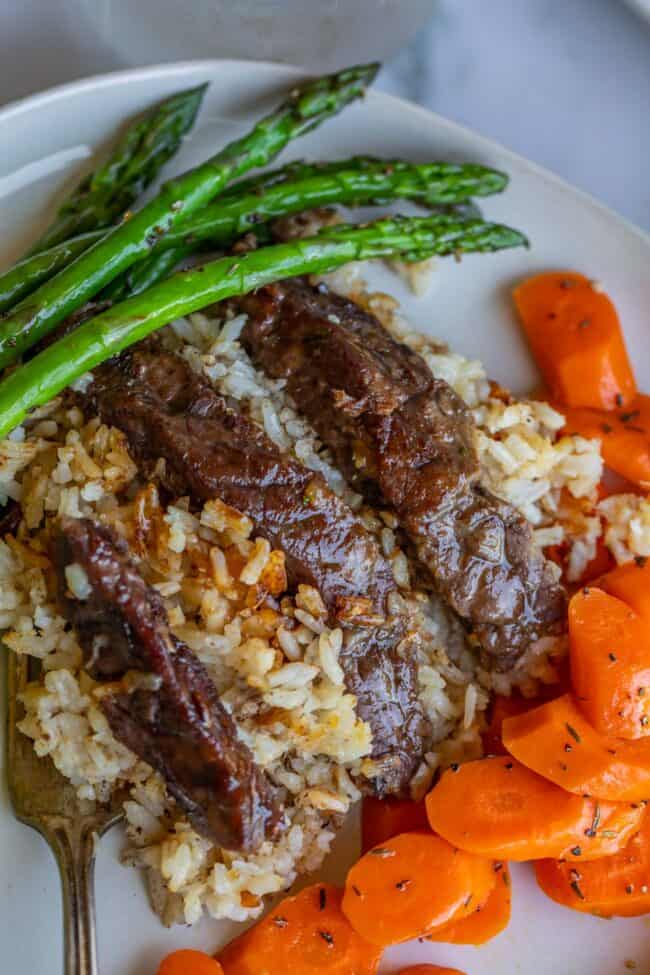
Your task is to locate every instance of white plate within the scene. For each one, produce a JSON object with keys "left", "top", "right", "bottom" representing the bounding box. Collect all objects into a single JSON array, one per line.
[{"left": 1, "top": 60, "right": 649, "bottom": 975}]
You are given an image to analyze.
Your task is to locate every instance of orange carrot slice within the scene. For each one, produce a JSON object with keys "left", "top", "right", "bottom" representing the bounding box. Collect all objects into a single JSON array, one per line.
[
  {"left": 427, "top": 863, "right": 511, "bottom": 944},
  {"left": 481, "top": 682, "right": 569, "bottom": 758},
  {"left": 557, "top": 799, "right": 645, "bottom": 861},
  {"left": 158, "top": 951, "right": 224, "bottom": 975},
  {"left": 536, "top": 811, "right": 650, "bottom": 916},
  {"left": 513, "top": 271, "right": 636, "bottom": 410},
  {"left": 342, "top": 832, "right": 495, "bottom": 948},
  {"left": 218, "top": 883, "right": 381, "bottom": 975},
  {"left": 425, "top": 756, "right": 594, "bottom": 861},
  {"left": 481, "top": 694, "right": 536, "bottom": 757},
  {"left": 560, "top": 395, "right": 650, "bottom": 489},
  {"left": 600, "top": 553, "right": 650, "bottom": 622},
  {"left": 361, "top": 796, "right": 428, "bottom": 854},
  {"left": 502, "top": 693, "right": 650, "bottom": 801},
  {"left": 569, "top": 587, "right": 650, "bottom": 739}
]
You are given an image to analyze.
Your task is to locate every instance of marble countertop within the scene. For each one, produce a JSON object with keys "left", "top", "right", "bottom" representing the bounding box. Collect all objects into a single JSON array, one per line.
[{"left": 1, "top": 0, "right": 648, "bottom": 230}]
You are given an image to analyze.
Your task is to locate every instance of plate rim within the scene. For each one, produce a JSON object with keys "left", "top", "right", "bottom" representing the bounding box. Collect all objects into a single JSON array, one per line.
[{"left": 1, "top": 56, "right": 648, "bottom": 253}]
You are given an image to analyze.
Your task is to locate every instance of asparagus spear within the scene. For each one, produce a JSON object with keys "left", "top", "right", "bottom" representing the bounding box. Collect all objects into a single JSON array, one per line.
[
  {"left": 0, "top": 64, "right": 378, "bottom": 370},
  {"left": 0, "top": 214, "right": 527, "bottom": 438},
  {"left": 222, "top": 156, "right": 508, "bottom": 204},
  {"left": 27, "top": 85, "right": 208, "bottom": 255},
  {"left": 0, "top": 233, "right": 100, "bottom": 314},
  {"left": 2, "top": 156, "right": 502, "bottom": 309},
  {"left": 111, "top": 157, "right": 503, "bottom": 298}
]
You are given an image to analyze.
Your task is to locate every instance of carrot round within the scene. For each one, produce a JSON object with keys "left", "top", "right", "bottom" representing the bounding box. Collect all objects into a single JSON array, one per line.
[
  {"left": 481, "top": 682, "right": 568, "bottom": 757},
  {"left": 398, "top": 967, "right": 467, "bottom": 975},
  {"left": 361, "top": 796, "right": 429, "bottom": 854},
  {"left": 218, "top": 883, "right": 381, "bottom": 975},
  {"left": 427, "top": 863, "right": 511, "bottom": 944},
  {"left": 513, "top": 271, "right": 636, "bottom": 410},
  {"left": 342, "top": 832, "right": 496, "bottom": 948},
  {"left": 158, "top": 950, "right": 224, "bottom": 975},
  {"left": 536, "top": 811, "right": 650, "bottom": 917},
  {"left": 560, "top": 395, "right": 650, "bottom": 489},
  {"left": 569, "top": 587, "right": 650, "bottom": 739},
  {"left": 481, "top": 694, "right": 535, "bottom": 757},
  {"left": 502, "top": 693, "right": 650, "bottom": 801},
  {"left": 425, "top": 756, "right": 594, "bottom": 861},
  {"left": 557, "top": 799, "right": 645, "bottom": 861},
  {"left": 601, "top": 553, "right": 650, "bottom": 622}
]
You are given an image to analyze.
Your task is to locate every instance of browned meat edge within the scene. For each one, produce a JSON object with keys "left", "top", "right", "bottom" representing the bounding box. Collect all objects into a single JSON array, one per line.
[
  {"left": 237, "top": 279, "right": 566, "bottom": 670},
  {"left": 54, "top": 516, "right": 280, "bottom": 853},
  {"left": 83, "top": 344, "right": 426, "bottom": 794}
]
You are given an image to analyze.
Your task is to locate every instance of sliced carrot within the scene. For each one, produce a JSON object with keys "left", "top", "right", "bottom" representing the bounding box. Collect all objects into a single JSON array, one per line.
[
  {"left": 398, "top": 967, "right": 467, "bottom": 975},
  {"left": 536, "top": 811, "right": 650, "bottom": 916},
  {"left": 569, "top": 587, "right": 650, "bottom": 739},
  {"left": 513, "top": 271, "right": 636, "bottom": 410},
  {"left": 361, "top": 796, "right": 428, "bottom": 854},
  {"left": 427, "top": 863, "right": 511, "bottom": 944},
  {"left": 158, "top": 950, "right": 224, "bottom": 975},
  {"left": 481, "top": 682, "right": 569, "bottom": 757},
  {"left": 600, "top": 553, "right": 650, "bottom": 622},
  {"left": 557, "top": 799, "right": 645, "bottom": 861},
  {"left": 218, "top": 883, "right": 381, "bottom": 975},
  {"left": 502, "top": 693, "right": 650, "bottom": 801},
  {"left": 425, "top": 756, "right": 594, "bottom": 861},
  {"left": 481, "top": 694, "right": 535, "bottom": 756},
  {"left": 342, "top": 832, "right": 496, "bottom": 948},
  {"left": 560, "top": 395, "right": 650, "bottom": 489}
]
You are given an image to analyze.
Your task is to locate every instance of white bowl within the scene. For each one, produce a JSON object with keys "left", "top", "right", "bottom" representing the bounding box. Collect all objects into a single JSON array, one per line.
[{"left": 72, "top": 0, "right": 438, "bottom": 73}]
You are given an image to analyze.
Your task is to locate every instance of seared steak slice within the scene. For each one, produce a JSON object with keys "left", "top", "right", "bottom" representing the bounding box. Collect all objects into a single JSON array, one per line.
[
  {"left": 238, "top": 280, "right": 566, "bottom": 669},
  {"left": 85, "top": 346, "right": 425, "bottom": 793},
  {"left": 55, "top": 516, "right": 280, "bottom": 853}
]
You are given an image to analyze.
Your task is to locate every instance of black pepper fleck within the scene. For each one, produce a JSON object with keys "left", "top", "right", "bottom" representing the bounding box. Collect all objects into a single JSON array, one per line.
[{"left": 565, "top": 723, "right": 582, "bottom": 744}]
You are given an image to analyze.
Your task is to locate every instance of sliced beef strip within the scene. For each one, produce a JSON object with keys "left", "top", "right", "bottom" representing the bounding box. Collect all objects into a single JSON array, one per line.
[
  {"left": 237, "top": 279, "right": 566, "bottom": 670},
  {"left": 84, "top": 345, "right": 425, "bottom": 794},
  {"left": 54, "top": 516, "right": 280, "bottom": 853}
]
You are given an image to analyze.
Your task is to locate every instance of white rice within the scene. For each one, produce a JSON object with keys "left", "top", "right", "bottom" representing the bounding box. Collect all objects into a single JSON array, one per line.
[{"left": 0, "top": 262, "right": 630, "bottom": 929}]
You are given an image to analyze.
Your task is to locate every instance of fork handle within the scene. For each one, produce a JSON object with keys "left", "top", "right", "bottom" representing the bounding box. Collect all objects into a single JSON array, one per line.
[{"left": 51, "top": 822, "right": 99, "bottom": 975}]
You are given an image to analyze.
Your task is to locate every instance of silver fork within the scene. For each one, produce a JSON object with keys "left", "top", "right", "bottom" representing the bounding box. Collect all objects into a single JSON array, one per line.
[{"left": 6, "top": 652, "right": 123, "bottom": 975}]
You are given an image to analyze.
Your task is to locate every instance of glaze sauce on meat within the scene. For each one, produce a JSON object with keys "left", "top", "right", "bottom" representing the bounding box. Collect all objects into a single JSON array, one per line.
[
  {"left": 238, "top": 280, "right": 566, "bottom": 669},
  {"left": 54, "top": 517, "right": 279, "bottom": 853},
  {"left": 84, "top": 344, "right": 426, "bottom": 793}
]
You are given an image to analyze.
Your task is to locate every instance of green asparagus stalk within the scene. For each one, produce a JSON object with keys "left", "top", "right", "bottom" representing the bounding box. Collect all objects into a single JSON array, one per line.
[
  {"left": 3, "top": 156, "right": 502, "bottom": 309},
  {"left": 0, "top": 233, "right": 100, "bottom": 314},
  {"left": 27, "top": 85, "right": 208, "bottom": 256},
  {"left": 223, "top": 156, "right": 508, "bottom": 204},
  {"left": 0, "top": 63, "right": 378, "bottom": 370},
  {"left": 0, "top": 214, "right": 527, "bottom": 439},
  {"left": 111, "top": 158, "right": 503, "bottom": 298}
]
